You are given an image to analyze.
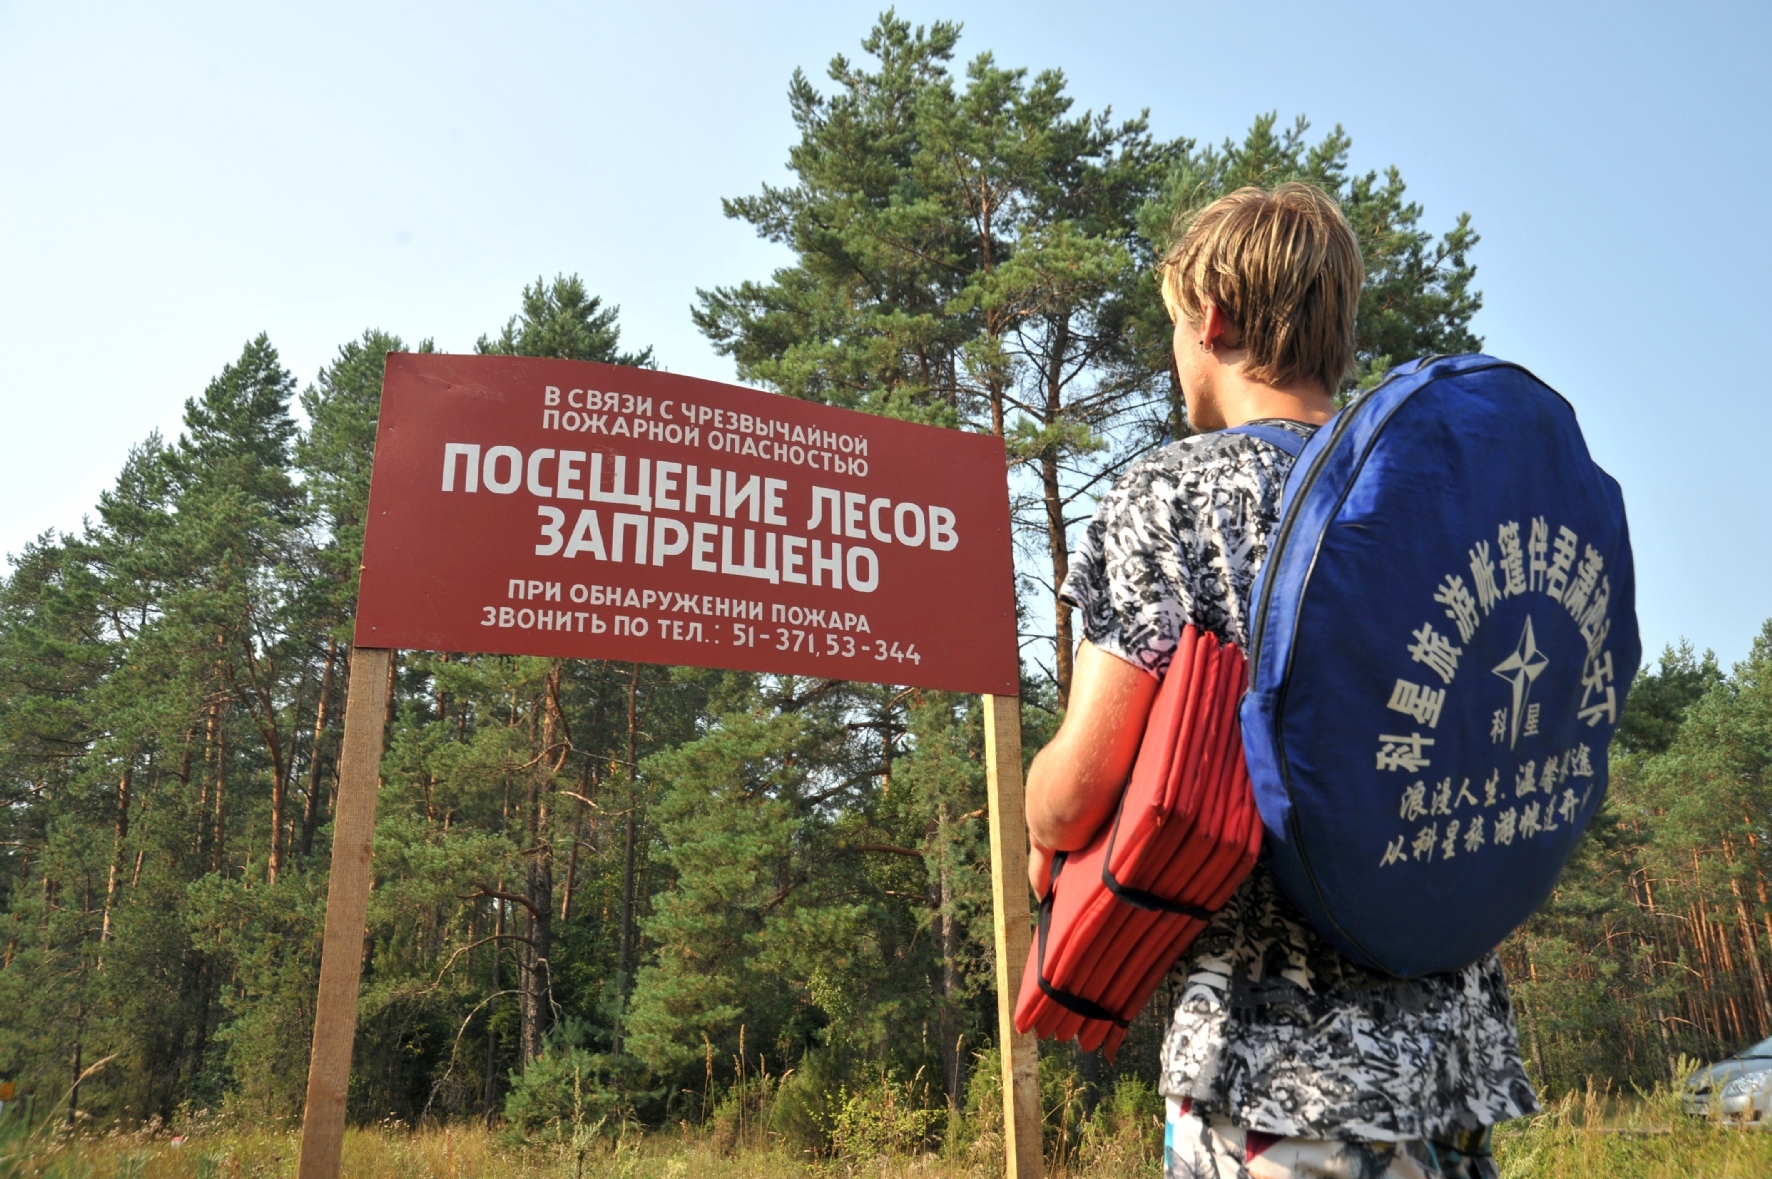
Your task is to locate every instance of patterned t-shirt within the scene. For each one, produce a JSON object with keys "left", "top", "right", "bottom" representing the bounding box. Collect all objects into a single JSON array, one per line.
[{"left": 1060, "top": 421, "right": 1540, "bottom": 1142}]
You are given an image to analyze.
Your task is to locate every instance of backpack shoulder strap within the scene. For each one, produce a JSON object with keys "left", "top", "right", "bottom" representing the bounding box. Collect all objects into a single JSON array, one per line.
[{"left": 1224, "top": 422, "right": 1309, "bottom": 458}]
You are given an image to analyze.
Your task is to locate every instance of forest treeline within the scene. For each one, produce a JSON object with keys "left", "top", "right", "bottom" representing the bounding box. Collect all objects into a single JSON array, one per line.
[
  {"left": 1504, "top": 635, "right": 1772, "bottom": 1085},
  {"left": 2, "top": 12, "right": 1761, "bottom": 1147}
]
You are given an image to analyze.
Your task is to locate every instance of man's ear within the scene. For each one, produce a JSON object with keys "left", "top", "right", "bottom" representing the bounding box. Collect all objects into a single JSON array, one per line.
[{"left": 1201, "top": 302, "right": 1242, "bottom": 351}]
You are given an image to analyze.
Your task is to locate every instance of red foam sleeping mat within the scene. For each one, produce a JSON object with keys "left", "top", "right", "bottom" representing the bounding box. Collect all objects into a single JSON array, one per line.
[{"left": 1013, "top": 625, "right": 1263, "bottom": 1060}]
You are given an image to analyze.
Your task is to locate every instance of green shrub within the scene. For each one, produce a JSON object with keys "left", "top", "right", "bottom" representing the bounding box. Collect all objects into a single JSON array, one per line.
[
  {"left": 706, "top": 1065, "right": 783, "bottom": 1155},
  {"left": 823, "top": 1069, "right": 942, "bottom": 1160},
  {"left": 1039, "top": 1050, "right": 1090, "bottom": 1168},
  {"left": 502, "top": 1045, "right": 631, "bottom": 1144},
  {"left": 958, "top": 1046, "right": 1164, "bottom": 1172},
  {"left": 766, "top": 1049, "right": 846, "bottom": 1157},
  {"left": 1079, "top": 1075, "right": 1164, "bottom": 1173},
  {"left": 960, "top": 1045, "right": 1003, "bottom": 1153}
]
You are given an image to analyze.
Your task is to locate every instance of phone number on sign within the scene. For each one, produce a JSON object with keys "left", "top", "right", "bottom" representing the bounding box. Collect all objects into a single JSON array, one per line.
[
  {"left": 476, "top": 604, "right": 922, "bottom": 665},
  {"left": 730, "top": 622, "right": 921, "bottom": 665}
]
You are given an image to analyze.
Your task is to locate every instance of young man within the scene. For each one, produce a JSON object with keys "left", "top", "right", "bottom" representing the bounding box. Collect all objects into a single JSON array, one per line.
[{"left": 1025, "top": 184, "right": 1538, "bottom": 1179}]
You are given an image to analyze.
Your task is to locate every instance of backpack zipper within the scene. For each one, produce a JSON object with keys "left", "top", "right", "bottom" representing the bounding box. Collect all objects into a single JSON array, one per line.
[{"left": 1245, "top": 385, "right": 1383, "bottom": 673}]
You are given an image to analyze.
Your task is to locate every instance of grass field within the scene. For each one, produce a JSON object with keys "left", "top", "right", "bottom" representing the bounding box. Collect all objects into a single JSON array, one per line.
[{"left": 3, "top": 1086, "right": 1770, "bottom": 1178}]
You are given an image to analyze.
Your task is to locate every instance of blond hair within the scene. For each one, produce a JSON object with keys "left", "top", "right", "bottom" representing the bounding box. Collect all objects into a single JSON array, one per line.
[{"left": 1158, "top": 183, "right": 1363, "bottom": 394}]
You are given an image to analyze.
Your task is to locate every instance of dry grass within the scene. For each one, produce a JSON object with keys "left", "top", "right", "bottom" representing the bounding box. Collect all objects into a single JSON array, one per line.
[
  {"left": 5, "top": 1087, "right": 1772, "bottom": 1179},
  {"left": 1493, "top": 1082, "right": 1772, "bottom": 1179},
  {"left": 0, "top": 1122, "right": 1012, "bottom": 1179}
]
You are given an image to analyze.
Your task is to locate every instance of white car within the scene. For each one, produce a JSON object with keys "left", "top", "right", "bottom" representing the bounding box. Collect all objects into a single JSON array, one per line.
[{"left": 1683, "top": 1036, "right": 1772, "bottom": 1121}]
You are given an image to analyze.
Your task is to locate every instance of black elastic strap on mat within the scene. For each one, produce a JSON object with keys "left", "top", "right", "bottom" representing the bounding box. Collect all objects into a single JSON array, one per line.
[
  {"left": 1100, "top": 795, "right": 1219, "bottom": 922},
  {"left": 1034, "top": 852, "right": 1130, "bottom": 1028}
]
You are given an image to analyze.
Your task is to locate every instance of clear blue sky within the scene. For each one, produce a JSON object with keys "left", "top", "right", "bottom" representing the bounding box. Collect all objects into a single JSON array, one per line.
[{"left": 2, "top": 1, "right": 1766, "bottom": 667}]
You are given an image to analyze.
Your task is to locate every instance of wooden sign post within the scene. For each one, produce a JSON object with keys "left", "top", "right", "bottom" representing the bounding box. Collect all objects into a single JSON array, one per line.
[
  {"left": 297, "top": 646, "right": 391, "bottom": 1178},
  {"left": 296, "top": 355, "right": 1038, "bottom": 1179},
  {"left": 984, "top": 694, "right": 1042, "bottom": 1179}
]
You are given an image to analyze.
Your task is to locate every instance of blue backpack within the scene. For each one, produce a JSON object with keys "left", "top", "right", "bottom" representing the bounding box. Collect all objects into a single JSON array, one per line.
[{"left": 1237, "top": 354, "right": 1640, "bottom": 978}]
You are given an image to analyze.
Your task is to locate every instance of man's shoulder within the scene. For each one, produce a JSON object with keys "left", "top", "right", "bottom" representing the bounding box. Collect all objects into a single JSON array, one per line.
[{"left": 1113, "top": 428, "right": 1296, "bottom": 500}]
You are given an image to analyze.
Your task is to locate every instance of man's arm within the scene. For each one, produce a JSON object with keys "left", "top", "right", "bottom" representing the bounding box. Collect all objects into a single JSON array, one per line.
[{"left": 1025, "top": 640, "right": 1158, "bottom": 897}]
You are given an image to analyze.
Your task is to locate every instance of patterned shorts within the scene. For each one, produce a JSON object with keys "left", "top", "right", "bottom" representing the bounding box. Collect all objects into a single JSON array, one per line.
[{"left": 1165, "top": 1099, "right": 1498, "bottom": 1179}]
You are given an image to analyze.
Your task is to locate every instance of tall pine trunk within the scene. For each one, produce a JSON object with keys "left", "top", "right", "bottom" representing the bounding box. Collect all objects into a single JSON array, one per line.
[
  {"left": 100, "top": 760, "right": 134, "bottom": 949},
  {"left": 1043, "top": 448, "right": 1074, "bottom": 708},
  {"left": 484, "top": 897, "right": 503, "bottom": 1119},
  {"left": 615, "top": 663, "right": 641, "bottom": 1054},
  {"left": 211, "top": 701, "right": 228, "bottom": 875},
  {"left": 198, "top": 700, "right": 219, "bottom": 865},
  {"left": 1043, "top": 318, "right": 1076, "bottom": 707},
  {"left": 300, "top": 640, "right": 340, "bottom": 859},
  {"left": 66, "top": 1007, "right": 83, "bottom": 1128},
  {"left": 519, "top": 775, "right": 553, "bottom": 1064},
  {"left": 561, "top": 795, "right": 586, "bottom": 923},
  {"left": 935, "top": 801, "right": 963, "bottom": 1119},
  {"left": 267, "top": 748, "right": 288, "bottom": 884}
]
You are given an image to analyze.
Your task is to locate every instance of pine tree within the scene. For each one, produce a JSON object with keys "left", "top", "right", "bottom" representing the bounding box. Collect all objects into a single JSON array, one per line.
[
  {"left": 696, "top": 21, "right": 1481, "bottom": 705},
  {"left": 478, "top": 275, "right": 654, "bottom": 368}
]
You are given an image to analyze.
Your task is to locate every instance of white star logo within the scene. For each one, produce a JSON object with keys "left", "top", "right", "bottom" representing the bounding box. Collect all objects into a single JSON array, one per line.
[{"left": 1492, "top": 616, "right": 1550, "bottom": 749}]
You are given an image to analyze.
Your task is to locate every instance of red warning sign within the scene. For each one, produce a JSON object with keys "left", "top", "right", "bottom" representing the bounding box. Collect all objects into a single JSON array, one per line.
[{"left": 355, "top": 354, "right": 1020, "bottom": 694}]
